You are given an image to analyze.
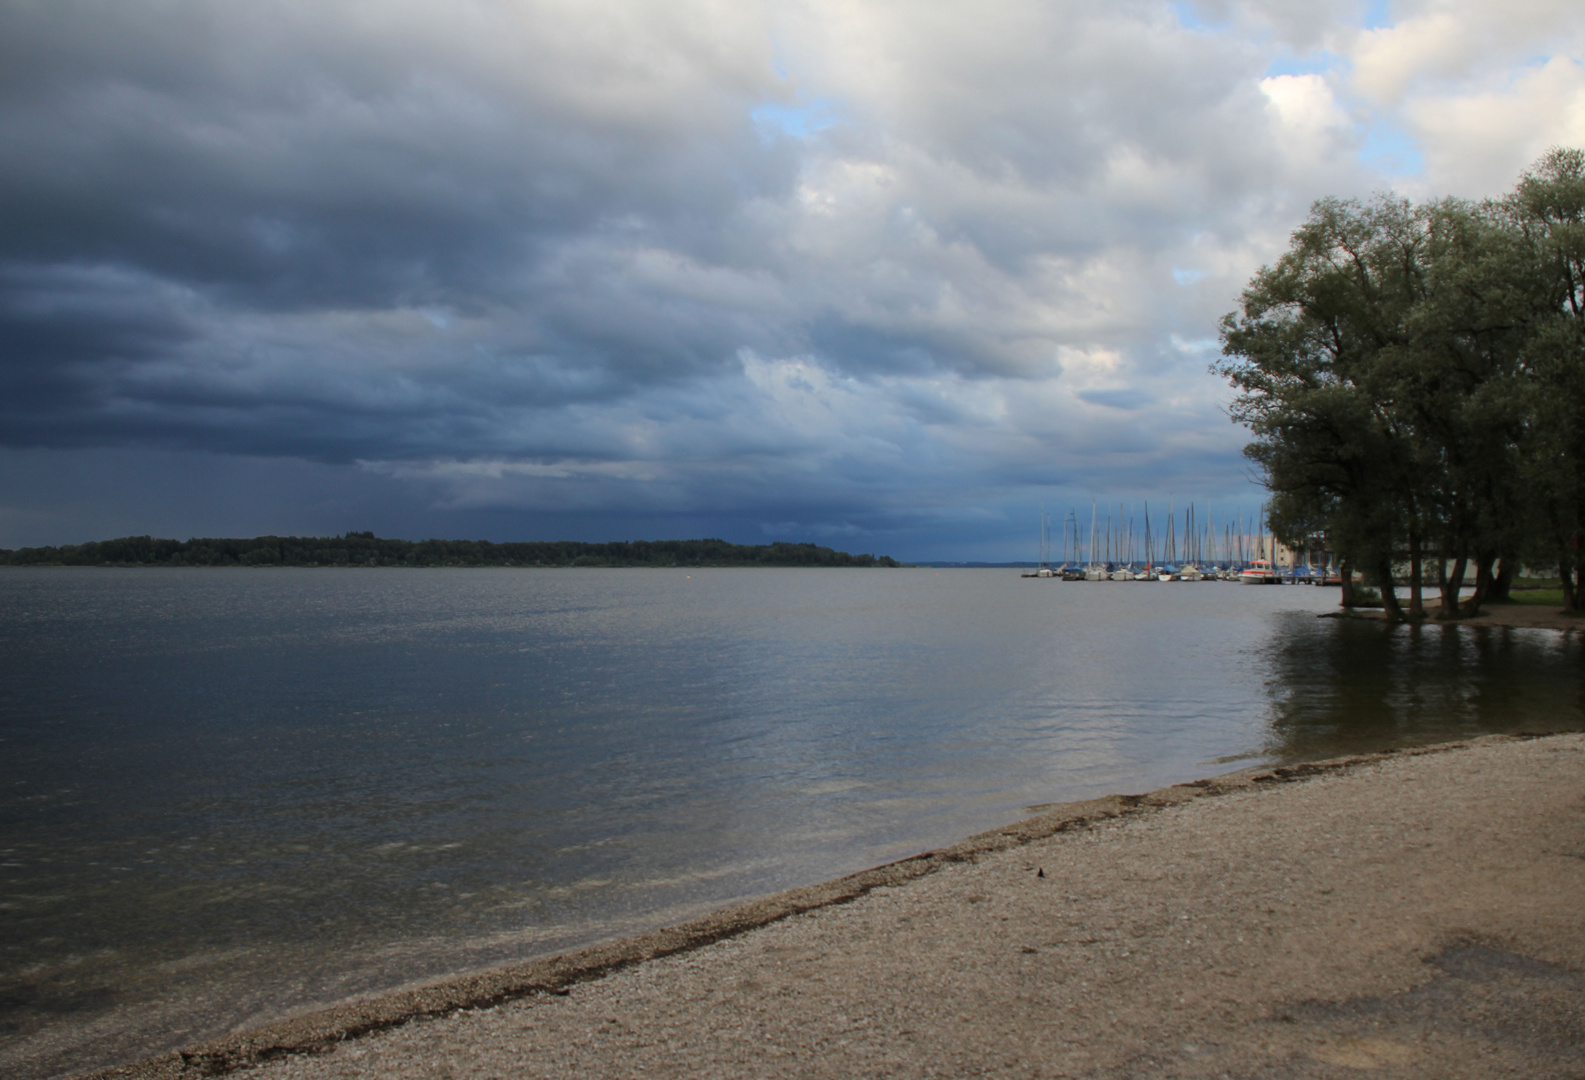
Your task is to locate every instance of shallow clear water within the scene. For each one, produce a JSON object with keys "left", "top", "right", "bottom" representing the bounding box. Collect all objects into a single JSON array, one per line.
[{"left": 2, "top": 568, "right": 1581, "bottom": 1078}]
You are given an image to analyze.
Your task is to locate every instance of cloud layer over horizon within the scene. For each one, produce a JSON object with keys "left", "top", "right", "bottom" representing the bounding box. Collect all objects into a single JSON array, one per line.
[{"left": 3, "top": 0, "right": 1584, "bottom": 559}]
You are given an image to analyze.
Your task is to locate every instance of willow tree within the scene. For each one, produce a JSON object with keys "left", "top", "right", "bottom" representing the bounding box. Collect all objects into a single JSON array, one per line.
[
  {"left": 1392, "top": 199, "right": 1535, "bottom": 616},
  {"left": 1219, "top": 157, "right": 1585, "bottom": 620},
  {"left": 1510, "top": 148, "right": 1585, "bottom": 611},
  {"left": 1217, "top": 195, "right": 1431, "bottom": 619}
]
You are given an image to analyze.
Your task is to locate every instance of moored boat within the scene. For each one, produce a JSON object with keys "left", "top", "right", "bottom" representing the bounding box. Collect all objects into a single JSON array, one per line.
[{"left": 1239, "top": 558, "right": 1279, "bottom": 584}]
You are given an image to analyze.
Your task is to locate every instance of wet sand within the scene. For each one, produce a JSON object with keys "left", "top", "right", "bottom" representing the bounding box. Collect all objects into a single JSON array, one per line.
[{"left": 80, "top": 732, "right": 1585, "bottom": 1080}]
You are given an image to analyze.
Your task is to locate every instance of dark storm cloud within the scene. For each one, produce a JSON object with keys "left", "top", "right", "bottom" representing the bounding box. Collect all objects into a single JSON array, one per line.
[
  {"left": 4, "top": 1, "right": 1569, "bottom": 555},
  {"left": 0, "top": 2, "right": 793, "bottom": 311},
  {"left": 0, "top": 0, "right": 808, "bottom": 464}
]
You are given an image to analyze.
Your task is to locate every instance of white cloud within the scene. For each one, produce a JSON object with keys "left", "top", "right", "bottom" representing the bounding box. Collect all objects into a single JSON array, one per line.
[
  {"left": 1351, "top": 10, "right": 1477, "bottom": 104},
  {"left": 1260, "top": 73, "right": 1356, "bottom": 171},
  {"left": 1329, "top": 0, "right": 1585, "bottom": 194},
  {"left": 1408, "top": 56, "right": 1585, "bottom": 195}
]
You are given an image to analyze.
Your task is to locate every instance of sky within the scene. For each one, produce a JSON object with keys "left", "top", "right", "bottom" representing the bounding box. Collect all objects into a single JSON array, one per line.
[{"left": 2, "top": 1, "right": 1584, "bottom": 561}]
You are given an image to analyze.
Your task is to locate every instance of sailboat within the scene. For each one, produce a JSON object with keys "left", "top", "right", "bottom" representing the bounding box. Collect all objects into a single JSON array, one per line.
[
  {"left": 1110, "top": 503, "right": 1134, "bottom": 579},
  {"left": 1204, "top": 507, "right": 1223, "bottom": 580},
  {"left": 1137, "top": 501, "right": 1155, "bottom": 581},
  {"left": 1032, "top": 505, "right": 1055, "bottom": 577},
  {"left": 1178, "top": 503, "right": 1204, "bottom": 581},
  {"left": 1084, "top": 499, "right": 1107, "bottom": 580},
  {"left": 1061, "top": 511, "right": 1085, "bottom": 579},
  {"left": 1157, "top": 501, "right": 1178, "bottom": 581}
]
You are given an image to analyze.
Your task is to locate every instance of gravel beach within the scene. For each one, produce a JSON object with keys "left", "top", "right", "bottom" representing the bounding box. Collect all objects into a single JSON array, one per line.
[{"left": 87, "top": 732, "right": 1585, "bottom": 1080}]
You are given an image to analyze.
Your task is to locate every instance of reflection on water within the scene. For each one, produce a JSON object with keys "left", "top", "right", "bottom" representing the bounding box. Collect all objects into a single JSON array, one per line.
[
  {"left": 1258, "top": 613, "right": 1585, "bottom": 762},
  {"left": 1, "top": 569, "right": 1581, "bottom": 1079}
]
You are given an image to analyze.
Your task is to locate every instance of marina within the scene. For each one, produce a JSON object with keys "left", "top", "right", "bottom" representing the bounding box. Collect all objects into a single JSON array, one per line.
[{"left": 1029, "top": 501, "right": 1338, "bottom": 584}]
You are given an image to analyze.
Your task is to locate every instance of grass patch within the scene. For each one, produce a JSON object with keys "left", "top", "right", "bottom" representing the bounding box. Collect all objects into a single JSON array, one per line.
[{"left": 1498, "top": 589, "right": 1566, "bottom": 606}]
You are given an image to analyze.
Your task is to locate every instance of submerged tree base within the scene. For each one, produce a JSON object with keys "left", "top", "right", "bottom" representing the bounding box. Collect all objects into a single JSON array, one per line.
[{"left": 1323, "top": 605, "right": 1583, "bottom": 631}]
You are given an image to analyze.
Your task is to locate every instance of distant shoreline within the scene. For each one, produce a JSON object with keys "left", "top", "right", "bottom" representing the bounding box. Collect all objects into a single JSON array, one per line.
[{"left": 0, "top": 534, "right": 902, "bottom": 570}]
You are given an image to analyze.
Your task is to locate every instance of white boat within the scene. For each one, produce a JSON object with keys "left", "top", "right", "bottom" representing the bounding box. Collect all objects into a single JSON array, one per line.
[
  {"left": 1240, "top": 559, "right": 1279, "bottom": 584},
  {"left": 1179, "top": 565, "right": 1204, "bottom": 582},
  {"left": 1110, "top": 567, "right": 1134, "bottom": 581}
]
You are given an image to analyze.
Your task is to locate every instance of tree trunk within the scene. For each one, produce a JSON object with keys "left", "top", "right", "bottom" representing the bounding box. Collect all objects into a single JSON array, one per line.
[
  {"left": 1408, "top": 531, "right": 1424, "bottom": 618},
  {"left": 1439, "top": 548, "right": 1467, "bottom": 620},
  {"left": 1464, "top": 551, "right": 1495, "bottom": 617},
  {"left": 1565, "top": 532, "right": 1583, "bottom": 613},
  {"left": 1374, "top": 556, "right": 1404, "bottom": 621},
  {"left": 1575, "top": 534, "right": 1585, "bottom": 613},
  {"left": 1489, "top": 556, "right": 1515, "bottom": 603},
  {"left": 1339, "top": 560, "right": 1356, "bottom": 608}
]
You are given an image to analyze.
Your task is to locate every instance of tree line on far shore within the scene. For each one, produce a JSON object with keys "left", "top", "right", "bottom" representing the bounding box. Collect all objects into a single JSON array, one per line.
[
  {"left": 0, "top": 533, "right": 902, "bottom": 569},
  {"left": 1218, "top": 148, "right": 1585, "bottom": 619}
]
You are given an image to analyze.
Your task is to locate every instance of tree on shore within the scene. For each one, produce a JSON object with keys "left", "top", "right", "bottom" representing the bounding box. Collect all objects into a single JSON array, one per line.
[
  {"left": 1218, "top": 149, "right": 1585, "bottom": 618},
  {"left": 1510, "top": 148, "right": 1585, "bottom": 610}
]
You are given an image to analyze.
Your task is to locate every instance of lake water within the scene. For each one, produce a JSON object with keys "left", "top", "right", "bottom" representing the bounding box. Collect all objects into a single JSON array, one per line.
[{"left": 3, "top": 568, "right": 1582, "bottom": 1079}]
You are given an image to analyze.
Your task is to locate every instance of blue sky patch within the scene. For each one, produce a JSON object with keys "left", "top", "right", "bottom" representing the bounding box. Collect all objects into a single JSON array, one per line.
[
  {"left": 1169, "top": 2, "right": 1226, "bottom": 33},
  {"left": 1265, "top": 51, "right": 1344, "bottom": 79},
  {"left": 1358, "top": 120, "right": 1425, "bottom": 176},
  {"left": 751, "top": 99, "right": 839, "bottom": 139},
  {"left": 1361, "top": 0, "right": 1394, "bottom": 31}
]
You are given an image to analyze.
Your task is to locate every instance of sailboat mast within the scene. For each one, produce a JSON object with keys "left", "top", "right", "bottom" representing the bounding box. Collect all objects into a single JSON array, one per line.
[
  {"left": 1089, "top": 499, "right": 1097, "bottom": 571},
  {"left": 1151, "top": 504, "right": 1156, "bottom": 570}
]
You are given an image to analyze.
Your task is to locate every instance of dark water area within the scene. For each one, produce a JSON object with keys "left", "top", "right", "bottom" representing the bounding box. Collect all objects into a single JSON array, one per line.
[{"left": 1, "top": 568, "right": 1581, "bottom": 1078}]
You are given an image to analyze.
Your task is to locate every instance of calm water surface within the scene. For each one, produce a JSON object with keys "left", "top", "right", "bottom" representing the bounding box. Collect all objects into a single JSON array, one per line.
[{"left": 2, "top": 568, "right": 1581, "bottom": 1078}]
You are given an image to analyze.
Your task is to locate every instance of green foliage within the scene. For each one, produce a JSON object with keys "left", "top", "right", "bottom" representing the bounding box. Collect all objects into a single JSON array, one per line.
[
  {"left": 0, "top": 535, "right": 902, "bottom": 569},
  {"left": 1508, "top": 148, "right": 1585, "bottom": 607},
  {"left": 1218, "top": 149, "right": 1585, "bottom": 616}
]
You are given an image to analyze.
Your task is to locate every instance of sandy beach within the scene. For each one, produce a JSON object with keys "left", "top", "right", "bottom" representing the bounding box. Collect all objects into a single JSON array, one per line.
[{"left": 78, "top": 731, "right": 1584, "bottom": 1080}]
